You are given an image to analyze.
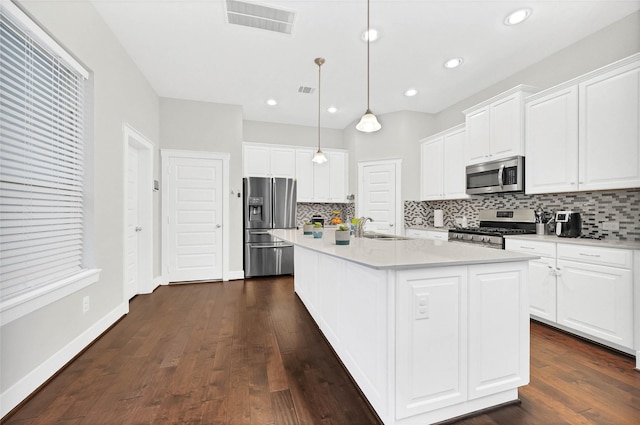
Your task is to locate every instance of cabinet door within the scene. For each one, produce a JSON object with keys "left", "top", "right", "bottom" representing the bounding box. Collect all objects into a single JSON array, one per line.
[
  {"left": 313, "top": 159, "right": 331, "bottom": 202},
  {"left": 269, "top": 147, "right": 296, "bottom": 178},
  {"left": 491, "top": 93, "right": 523, "bottom": 159},
  {"left": 295, "top": 149, "right": 315, "bottom": 202},
  {"left": 327, "top": 150, "right": 347, "bottom": 202},
  {"left": 243, "top": 144, "right": 270, "bottom": 176},
  {"left": 442, "top": 128, "right": 469, "bottom": 199},
  {"left": 579, "top": 62, "right": 640, "bottom": 191},
  {"left": 528, "top": 257, "right": 557, "bottom": 322},
  {"left": 525, "top": 87, "right": 579, "bottom": 194},
  {"left": 466, "top": 107, "right": 491, "bottom": 164},
  {"left": 395, "top": 267, "right": 468, "bottom": 418},
  {"left": 557, "top": 259, "right": 633, "bottom": 349},
  {"left": 468, "top": 263, "right": 529, "bottom": 400},
  {"left": 420, "top": 138, "right": 444, "bottom": 200}
]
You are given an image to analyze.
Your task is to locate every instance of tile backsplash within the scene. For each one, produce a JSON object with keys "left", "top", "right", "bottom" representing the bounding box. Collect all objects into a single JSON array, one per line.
[
  {"left": 296, "top": 203, "right": 355, "bottom": 227},
  {"left": 404, "top": 189, "right": 640, "bottom": 241}
]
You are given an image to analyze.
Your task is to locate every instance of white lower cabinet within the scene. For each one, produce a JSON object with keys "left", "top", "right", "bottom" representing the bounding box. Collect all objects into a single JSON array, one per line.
[
  {"left": 395, "top": 262, "right": 529, "bottom": 420},
  {"left": 467, "top": 264, "right": 529, "bottom": 400},
  {"left": 506, "top": 238, "right": 636, "bottom": 352},
  {"left": 405, "top": 228, "right": 448, "bottom": 241},
  {"left": 556, "top": 248, "right": 634, "bottom": 349},
  {"left": 395, "top": 267, "right": 468, "bottom": 418}
]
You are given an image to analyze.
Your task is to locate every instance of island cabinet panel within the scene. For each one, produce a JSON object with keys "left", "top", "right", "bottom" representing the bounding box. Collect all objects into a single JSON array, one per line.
[
  {"left": 293, "top": 246, "right": 391, "bottom": 420},
  {"left": 395, "top": 267, "right": 468, "bottom": 418},
  {"left": 468, "top": 264, "right": 529, "bottom": 400}
]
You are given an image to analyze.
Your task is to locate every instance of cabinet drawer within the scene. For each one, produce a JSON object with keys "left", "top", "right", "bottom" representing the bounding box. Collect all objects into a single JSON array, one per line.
[
  {"left": 557, "top": 244, "right": 632, "bottom": 269},
  {"left": 505, "top": 239, "right": 556, "bottom": 257},
  {"left": 405, "top": 229, "right": 429, "bottom": 239}
]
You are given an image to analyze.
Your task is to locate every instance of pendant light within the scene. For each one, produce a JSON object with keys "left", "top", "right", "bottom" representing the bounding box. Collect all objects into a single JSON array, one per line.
[
  {"left": 356, "top": 0, "right": 381, "bottom": 133},
  {"left": 312, "top": 57, "right": 328, "bottom": 164}
]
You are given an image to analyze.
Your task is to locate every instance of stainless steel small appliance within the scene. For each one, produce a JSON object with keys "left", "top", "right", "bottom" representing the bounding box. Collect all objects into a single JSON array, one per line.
[
  {"left": 466, "top": 155, "right": 524, "bottom": 195},
  {"left": 448, "top": 209, "right": 536, "bottom": 249},
  {"left": 555, "top": 211, "right": 582, "bottom": 238},
  {"left": 243, "top": 177, "right": 296, "bottom": 277}
]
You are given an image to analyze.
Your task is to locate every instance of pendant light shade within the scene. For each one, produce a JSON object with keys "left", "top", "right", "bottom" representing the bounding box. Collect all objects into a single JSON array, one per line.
[
  {"left": 356, "top": 109, "right": 381, "bottom": 132},
  {"left": 312, "top": 57, "right": 328, "bottom": 164},
  {"left": 357, "top": 0, "right": 381, "bottom": 133}
]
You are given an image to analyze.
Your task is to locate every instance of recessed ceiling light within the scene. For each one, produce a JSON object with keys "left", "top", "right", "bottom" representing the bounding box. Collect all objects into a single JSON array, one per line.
[
  {"left": 361, "top": 28, "right": 379, "bottom": 42},
  {"left": 505, "top": 8, "right": 531, "bottom": 25},
  {"left": 444, "top": 57, "right": 463, "bottom": 69},
  {"left": 265, "top": 99, "right": 278, "bottom": 106},
  {"left": 404, "top": 89, "right": 418, "bottom": 97},
  {"left": 327, "top": 106, "right": 337, "bottom": 113}
]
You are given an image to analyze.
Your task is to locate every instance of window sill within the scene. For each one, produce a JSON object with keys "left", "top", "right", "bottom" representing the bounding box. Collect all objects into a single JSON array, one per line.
[{"left": 0, "top": 269, "right": 101, "bottom": 325}]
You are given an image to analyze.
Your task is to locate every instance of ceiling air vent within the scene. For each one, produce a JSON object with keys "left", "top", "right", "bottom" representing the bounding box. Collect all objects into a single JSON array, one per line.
[
  {"left": 225, "top": 0, "right": 295, "bottom": 35},
  {"left": 298, "top": 86, "right": 315, "bottom": 94}
]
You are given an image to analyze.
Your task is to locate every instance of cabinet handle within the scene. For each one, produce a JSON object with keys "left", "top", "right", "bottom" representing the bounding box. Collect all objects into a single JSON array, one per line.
[
  {"left": 579, "top": 253, "right": 600, "bottom": 257},
  {"left": 519, "top": 246, "right": 535, "bottom": 250}
]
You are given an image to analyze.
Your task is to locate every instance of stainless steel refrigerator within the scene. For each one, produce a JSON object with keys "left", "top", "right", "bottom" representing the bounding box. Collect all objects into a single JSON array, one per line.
[{"left": 243, "top": 177, "right": 296, "bottom": 277}]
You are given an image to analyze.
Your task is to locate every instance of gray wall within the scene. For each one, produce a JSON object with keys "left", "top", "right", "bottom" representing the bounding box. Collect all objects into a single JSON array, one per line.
[
  {"left": 345, "top": 110, "right": 438, "bottom": 203},
  {"left": 2, "top": 0, "right": 160, "bottom": 407},
  {"left": 436, "top": 10, "right": 640, "bottom": 131},
  {"left": 159, "top": 98, "right": 245, "bottom": 273},
  {"left": 244, "top": 120, "right": 345, "bottom": 149}
]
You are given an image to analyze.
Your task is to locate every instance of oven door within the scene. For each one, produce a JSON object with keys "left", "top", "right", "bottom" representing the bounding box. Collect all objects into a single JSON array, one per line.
[{"left": 466, "top": 156, "right": 524, "bottom": 194}]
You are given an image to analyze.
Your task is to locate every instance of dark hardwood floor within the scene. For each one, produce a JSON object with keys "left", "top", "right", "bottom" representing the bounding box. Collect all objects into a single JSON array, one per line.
[{"left": 2, "top": 277, "right": 639, "bottom": 425}]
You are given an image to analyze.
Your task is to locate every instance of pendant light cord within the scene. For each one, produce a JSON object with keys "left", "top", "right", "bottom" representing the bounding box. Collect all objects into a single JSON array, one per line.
[
  {"left": 318, "top": 58, "right": 321, "bottom": 150},
  {"left": 366, "top": 0, "right": 370, "bottom": 111}
]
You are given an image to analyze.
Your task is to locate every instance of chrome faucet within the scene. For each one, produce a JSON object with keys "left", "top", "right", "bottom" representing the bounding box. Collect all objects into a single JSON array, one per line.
[{"left": 354, "top": 216, "right": 373, "bottom": 238}]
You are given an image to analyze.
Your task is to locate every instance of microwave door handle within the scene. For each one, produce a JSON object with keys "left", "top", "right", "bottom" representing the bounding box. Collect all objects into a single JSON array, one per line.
[{"left": 498, "top": 164, "right": 505, "bottom": 189}]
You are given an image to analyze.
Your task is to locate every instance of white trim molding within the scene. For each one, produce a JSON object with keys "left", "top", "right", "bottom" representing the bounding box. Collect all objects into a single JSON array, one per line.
[{"left": 0, "top": 300, "right": 126, "bottom": 418}]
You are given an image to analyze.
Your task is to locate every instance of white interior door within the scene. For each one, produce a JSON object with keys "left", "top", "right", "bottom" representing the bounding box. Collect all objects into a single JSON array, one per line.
[
  {"left": 357, "top": 160, "right": 402, "bottom": 234},
  {"left": 124, "top": 124, "right": 153, "bottom": 299},
  {"left": 167, "top": 156, "right": 223, "bottom": 282}
]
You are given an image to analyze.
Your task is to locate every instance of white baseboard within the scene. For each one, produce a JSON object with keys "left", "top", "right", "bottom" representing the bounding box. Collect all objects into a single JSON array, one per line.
[
  {"left": 225, "top": 270, "right": 245, "bottom": 281},
  {"left": 153, "top": 275, "right": 168, "bottom": 288},
  {"left": 0, "top": 301, "right": 128, "bottom": 418}
]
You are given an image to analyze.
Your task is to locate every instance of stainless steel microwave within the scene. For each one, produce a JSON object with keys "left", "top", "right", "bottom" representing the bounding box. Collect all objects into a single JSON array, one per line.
[{"left": 465, "top": 156, "right": 524, "bottom": 195}]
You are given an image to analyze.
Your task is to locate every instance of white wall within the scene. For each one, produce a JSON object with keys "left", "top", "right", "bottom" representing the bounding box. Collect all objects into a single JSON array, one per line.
[
  {"left": 244, "top": 120, "right": 345, "bottom": 149},
  {"left": 159, "top": 98, "right": 244, "bottom": 274},
  {"left": 1, "top": 0, "right": 160, "bottom": 416}
]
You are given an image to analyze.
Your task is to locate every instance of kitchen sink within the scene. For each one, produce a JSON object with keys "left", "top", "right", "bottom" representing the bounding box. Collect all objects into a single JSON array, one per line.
[{"left": 363, "top": 232, "right": 412, "bottom": 241}]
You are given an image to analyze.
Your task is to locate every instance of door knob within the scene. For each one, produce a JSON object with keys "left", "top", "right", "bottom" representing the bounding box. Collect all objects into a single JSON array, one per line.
[{"left": 216, "top": 224, "right": 222, "bottom": 228}]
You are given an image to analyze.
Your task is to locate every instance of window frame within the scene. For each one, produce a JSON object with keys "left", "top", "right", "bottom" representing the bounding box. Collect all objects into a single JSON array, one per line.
[{"left": 0, "top": 1, "right": 99, "bottom": 324}]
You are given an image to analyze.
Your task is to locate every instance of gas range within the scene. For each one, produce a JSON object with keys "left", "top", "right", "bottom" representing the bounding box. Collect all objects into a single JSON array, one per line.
[{"left": 448, "top": 209, "right": 536, "bottom": 249}]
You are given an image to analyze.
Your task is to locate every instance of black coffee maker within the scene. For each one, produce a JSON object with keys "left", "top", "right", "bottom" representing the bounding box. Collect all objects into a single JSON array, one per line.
[{"left": 555, "top": 211, "right": 582, "bottom": 237}]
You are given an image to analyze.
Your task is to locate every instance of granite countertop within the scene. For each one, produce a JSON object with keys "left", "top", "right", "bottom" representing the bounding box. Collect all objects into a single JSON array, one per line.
[
  {"left": 272, "top": 229, "right": 537, "bottom": 270},
  {"left": 504, "top": 234, "right": 640, "bottom": 250}
]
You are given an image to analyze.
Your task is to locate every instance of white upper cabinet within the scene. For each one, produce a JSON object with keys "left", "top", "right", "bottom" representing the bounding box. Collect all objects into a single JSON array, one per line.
[
  {"left": 295, "top": 148, "right": 315, "bottom": 202},
  {"left": 420, "top": 125, "right": 469, "bottom": 200},
  {"left": 526, "top": 54, "right": 640, "bottom": 194},
  {"left": 242, "top": 143, "right": 295, "bottom": 178},
  {"left": 525, "top": 86, "right": 580, "bottom": 194},
  {"left": 578, "top": 59, "right": 640, "bottom": 191},
  {"left": 294, "top": 148, "right": 349, "bottom": 203},
  {"left": 244, "top": 143, "right": 349, "bottom": 202},
  {"left": 464, "top": 85, "right": 538, "bottom": 165}
]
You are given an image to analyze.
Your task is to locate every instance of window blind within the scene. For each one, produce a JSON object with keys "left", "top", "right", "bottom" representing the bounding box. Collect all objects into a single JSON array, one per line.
[{"left": 0, "top": 6, "right": 88, "bottom": 302}]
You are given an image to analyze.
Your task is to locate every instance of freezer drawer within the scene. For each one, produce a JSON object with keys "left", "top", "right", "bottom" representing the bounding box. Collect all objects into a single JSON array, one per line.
[{"left": 244, "top": 243, "right": 294, "bottom": 278}]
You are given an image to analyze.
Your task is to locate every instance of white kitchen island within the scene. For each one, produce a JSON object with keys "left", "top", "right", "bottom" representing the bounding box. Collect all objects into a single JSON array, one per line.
[{"left": 271, "top": 228, "right": 538, "bottom": 425}]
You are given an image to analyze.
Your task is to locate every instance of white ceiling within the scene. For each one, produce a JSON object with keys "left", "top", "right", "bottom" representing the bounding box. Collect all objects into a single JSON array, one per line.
[{"left": 88, "top": 0, "right": 640, "bottom": 129}]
